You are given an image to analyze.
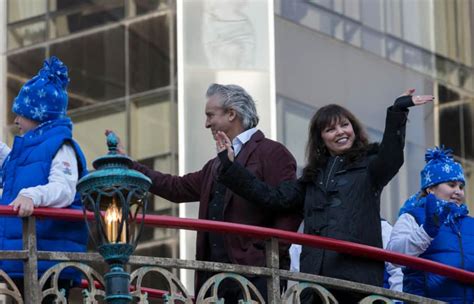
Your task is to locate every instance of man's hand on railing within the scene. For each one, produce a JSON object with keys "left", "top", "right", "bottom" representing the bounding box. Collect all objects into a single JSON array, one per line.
[{"left": 10, "top": 195, "right": 34, "bottom": 217}]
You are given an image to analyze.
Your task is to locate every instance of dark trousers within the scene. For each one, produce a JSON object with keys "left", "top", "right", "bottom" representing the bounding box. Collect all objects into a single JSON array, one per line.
[
  {"left": 300, "top": 288, "right": 364, "bottom": 303},
  {"left": 199, "top": 271, "right": 268, "bottom": 304}
]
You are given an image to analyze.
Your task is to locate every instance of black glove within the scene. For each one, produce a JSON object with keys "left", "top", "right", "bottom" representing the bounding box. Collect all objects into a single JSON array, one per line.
[
  {"left": 393, "top": 95, "right": 415, "bottom": 111},
  {"left": 218, "top": 150, "right": 232, "bottom": 171}
]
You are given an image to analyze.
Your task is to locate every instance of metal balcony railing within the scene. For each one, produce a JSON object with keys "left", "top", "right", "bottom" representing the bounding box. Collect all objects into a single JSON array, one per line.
[{"left": 0, "top": 206, "right": 471, "bottom": 303}]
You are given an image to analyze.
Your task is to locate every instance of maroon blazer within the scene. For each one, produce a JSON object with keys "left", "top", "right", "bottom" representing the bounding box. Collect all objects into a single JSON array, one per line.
[{"left": 132, "top": 130, "right": 301, "bottom": 269}]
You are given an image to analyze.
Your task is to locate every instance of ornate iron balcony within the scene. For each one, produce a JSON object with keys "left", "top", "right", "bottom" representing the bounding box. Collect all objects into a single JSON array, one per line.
[{"left": 0, "top": 206, "right": 464, "bottom": 303}]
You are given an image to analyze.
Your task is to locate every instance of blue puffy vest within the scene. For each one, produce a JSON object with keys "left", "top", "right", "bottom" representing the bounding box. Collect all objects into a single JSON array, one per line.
[
  {"left": 0, "top": 118, "right": 88, "bottom": 280},
  {"left": 403, "top": 203, "right": 474, "bottom": 303}
]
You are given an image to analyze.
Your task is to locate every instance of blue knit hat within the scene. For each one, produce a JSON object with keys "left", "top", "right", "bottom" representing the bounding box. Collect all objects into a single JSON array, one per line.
[
  {"left": 12, "top": 56, "right": 69, "bottom": 123},
  {"left": 421, "top": 146, "right": 465, "bottom": 190}
]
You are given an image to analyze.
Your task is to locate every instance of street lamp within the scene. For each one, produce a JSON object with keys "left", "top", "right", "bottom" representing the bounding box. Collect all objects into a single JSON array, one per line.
[{"left": 77, "top": 132, "right": 151, "bottom": 304}]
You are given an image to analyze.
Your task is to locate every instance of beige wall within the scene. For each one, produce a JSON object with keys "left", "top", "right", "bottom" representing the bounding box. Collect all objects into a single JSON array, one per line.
[
  {"left": 73, "top": 101, "right": 172, "bottom": 169},
  {"left": 74, "top": 112, "right": 126, "bottom": 166},
  {"left": 131, "top": 101, "right": 173, "bottom": 160}
]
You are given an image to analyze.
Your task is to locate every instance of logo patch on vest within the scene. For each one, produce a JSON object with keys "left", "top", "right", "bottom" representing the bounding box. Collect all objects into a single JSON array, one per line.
[{"left": 62, "top": 161, "right": 72, "bottom": 175}]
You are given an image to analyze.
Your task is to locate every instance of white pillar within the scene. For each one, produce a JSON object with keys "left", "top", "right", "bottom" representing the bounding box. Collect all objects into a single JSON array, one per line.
[{"left": 177, "top": 0, "right": 276, "bottom": 295}]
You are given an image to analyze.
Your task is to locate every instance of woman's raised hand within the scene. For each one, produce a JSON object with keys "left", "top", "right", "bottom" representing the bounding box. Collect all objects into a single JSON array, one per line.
[
  {"left": 402, "top": 88, "right": 434, "bottom": 106},
  {"left": 216, "top": 131, "right": 235, "bottom": 162}
]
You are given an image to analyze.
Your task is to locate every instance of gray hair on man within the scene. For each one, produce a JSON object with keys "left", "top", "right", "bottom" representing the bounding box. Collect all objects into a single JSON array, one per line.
[{"left": 206, "top": 83, "right": 259, "bottom": 130}]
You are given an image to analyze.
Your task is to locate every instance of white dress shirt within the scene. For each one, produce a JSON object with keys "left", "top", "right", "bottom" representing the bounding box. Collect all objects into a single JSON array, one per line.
[
  {"left": 232, "top": 127, "right": 258, "bottom": 156},
  {"left": 0, "top": 141, "right": 78, "bottom": 208}
]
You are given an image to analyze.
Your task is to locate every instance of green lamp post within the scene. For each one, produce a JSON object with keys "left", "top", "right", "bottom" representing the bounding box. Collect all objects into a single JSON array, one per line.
[{"left": 77, "top": 133, "right": 151, "bottom": 303}]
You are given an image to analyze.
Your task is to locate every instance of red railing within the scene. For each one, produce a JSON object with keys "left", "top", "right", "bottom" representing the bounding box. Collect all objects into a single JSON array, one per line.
[{"left": 1, "top": 206, "right": 473, "bottom": 286}]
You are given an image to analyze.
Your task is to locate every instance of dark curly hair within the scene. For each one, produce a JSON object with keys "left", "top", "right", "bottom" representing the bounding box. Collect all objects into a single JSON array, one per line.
[{"left": 302, "top": 104, "right": 370, "bottom": 181}]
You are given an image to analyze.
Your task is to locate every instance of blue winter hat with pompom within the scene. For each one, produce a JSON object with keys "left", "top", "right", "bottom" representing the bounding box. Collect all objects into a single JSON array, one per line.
[
  {"left": 421, "top": 146, "right": 465, "bottom": 190},
  {"left": 12, "top": 56, "right": 69, "bottom": 122}
]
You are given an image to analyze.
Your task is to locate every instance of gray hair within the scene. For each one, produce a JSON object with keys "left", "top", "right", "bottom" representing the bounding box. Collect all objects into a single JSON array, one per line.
[{"left": 206, "top": 83, "right": 259, "bottom": 129}]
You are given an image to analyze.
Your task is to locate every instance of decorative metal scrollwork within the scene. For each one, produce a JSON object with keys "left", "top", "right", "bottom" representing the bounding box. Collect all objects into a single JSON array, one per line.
[
  {"left": 283, "top": 282, "right": 338, "bottom": 304},
  {"left": 196, "top": 273, "right": 265, "bottom": 304},
  {"left": 39, "top": 262, "right": 106, "bottom": 303},
  {"left": 0, "top": 269, "right": 23, "bottom": 303},
  {"left": 130, "top": 266, "right": 193, "bottom": 303},
  {"left": 358, "top": 294, "right": 394, "bottom": 303}
]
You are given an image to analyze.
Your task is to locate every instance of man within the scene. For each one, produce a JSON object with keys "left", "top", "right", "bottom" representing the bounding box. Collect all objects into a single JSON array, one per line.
[{"left": 117, "top": 83, "right": 300, "bottom": 301}]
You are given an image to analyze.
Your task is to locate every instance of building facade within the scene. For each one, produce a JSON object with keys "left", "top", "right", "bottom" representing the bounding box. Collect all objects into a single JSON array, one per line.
[
  {"left": 274, "top": 0, "right": 474, "bottom": 220},
  {"left": 2, "top": 0, "right": 180, "bottom": 291}
]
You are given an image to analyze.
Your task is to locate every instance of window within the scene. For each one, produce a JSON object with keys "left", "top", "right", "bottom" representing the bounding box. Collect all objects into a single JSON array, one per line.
[
  {"left": 49, "top": 0, "right": 125, "bottom": 39},
  {"left": 129, "top": 14, "right": 171, "bottom": 94},
  {"left": 50, "top": 26, "right": 126, "bottom": 108}
]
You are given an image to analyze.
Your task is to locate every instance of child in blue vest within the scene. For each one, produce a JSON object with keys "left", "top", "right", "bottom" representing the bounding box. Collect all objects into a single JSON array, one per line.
[
  {"left": 0, "top": 56, "right": 88, "bottom": 301},
  {"left": 387, "top": 146, "right": 474, "bottom": 303}
]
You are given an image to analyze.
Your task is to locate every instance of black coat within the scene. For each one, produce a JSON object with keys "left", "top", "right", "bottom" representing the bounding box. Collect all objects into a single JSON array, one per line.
[{"left": 218, "top": 106, "right": 408, "bottom": 287}]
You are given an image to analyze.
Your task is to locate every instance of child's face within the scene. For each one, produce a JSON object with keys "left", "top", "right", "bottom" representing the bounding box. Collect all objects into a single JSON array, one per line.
[
  {"left": 428, "top": 181, "right": 465, "bottom": 205},
  {"left": 14, "top": 116, "right": 39, "bottom": 134}
]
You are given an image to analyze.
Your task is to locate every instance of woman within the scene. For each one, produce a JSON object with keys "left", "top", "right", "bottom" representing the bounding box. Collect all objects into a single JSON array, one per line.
[
  {"left": 214, "top": 89, "right": 432, "bottom": 301},
  {"left": 387, "top": 147, "right": 474, "bottom": 303}
]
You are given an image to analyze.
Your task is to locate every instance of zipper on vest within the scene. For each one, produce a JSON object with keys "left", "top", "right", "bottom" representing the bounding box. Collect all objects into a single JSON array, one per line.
[{"left": 455, "top": 230, "right": 467, "bottom": 303}]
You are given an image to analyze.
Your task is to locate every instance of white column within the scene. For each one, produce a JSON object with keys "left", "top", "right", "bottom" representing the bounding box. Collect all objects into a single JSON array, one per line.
[{"left": 177, "top": 0, "right": 275, "bottom": 295}]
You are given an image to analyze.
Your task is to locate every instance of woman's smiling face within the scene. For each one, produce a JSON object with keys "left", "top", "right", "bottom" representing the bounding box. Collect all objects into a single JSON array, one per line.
[{"left": 321, "top": 117, "right": 355, "bottom": 156}]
